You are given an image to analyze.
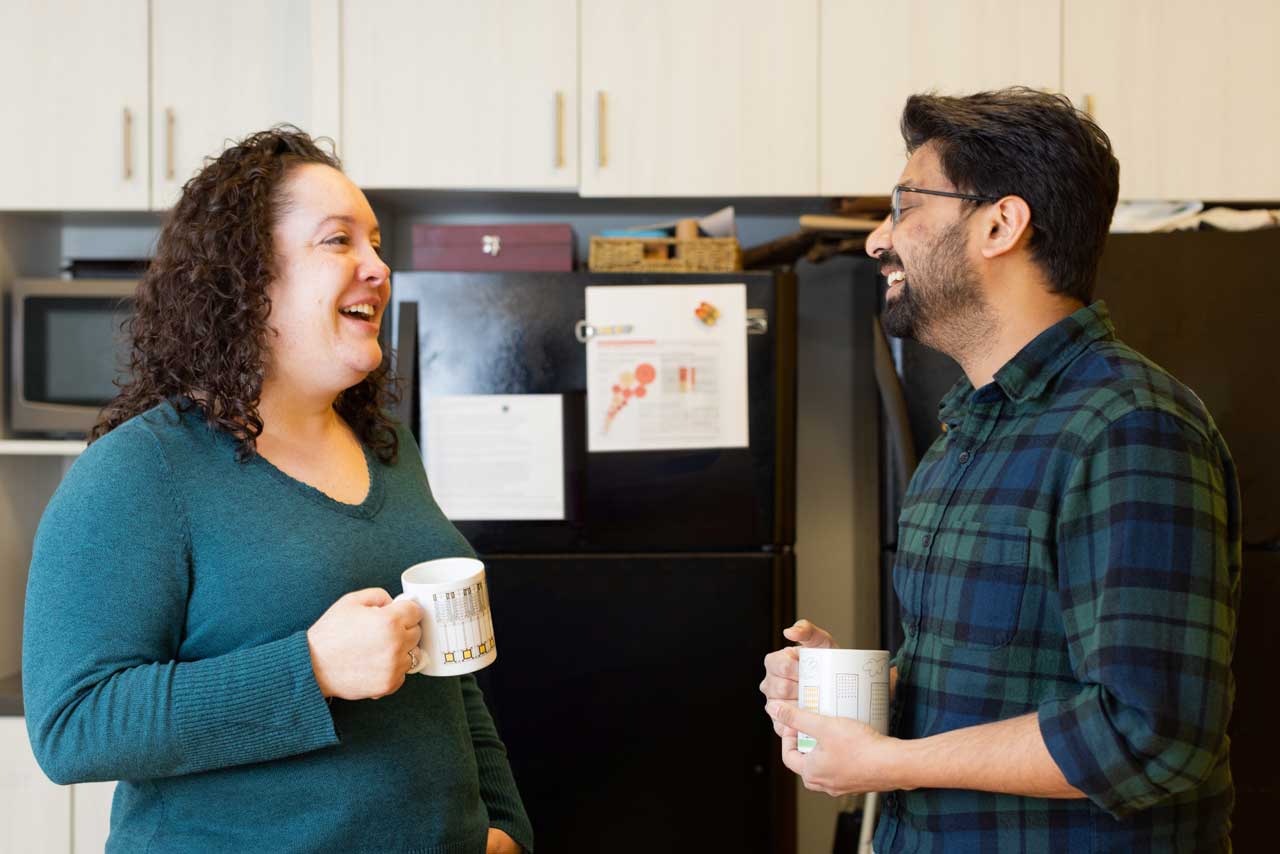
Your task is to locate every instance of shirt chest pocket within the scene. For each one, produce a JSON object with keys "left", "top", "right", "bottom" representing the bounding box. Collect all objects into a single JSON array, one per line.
[{"left": 920, "top": 523, "right": 1030, "bottom": 648}]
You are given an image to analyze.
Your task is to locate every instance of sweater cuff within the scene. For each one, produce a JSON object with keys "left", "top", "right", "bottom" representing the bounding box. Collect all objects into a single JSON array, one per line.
[
  {"left": 174, "top": 631, "right": 339, "bottom": 773},
  {"left": 479, "top": 760, "right": 534, "bottom": 853}
]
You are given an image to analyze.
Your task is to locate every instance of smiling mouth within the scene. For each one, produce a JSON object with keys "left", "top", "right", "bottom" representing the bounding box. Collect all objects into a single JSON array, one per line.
[
  {"left": 885, "top": 270, "right": 906, "bottom": 290},
  {"left": 339, "top": 303, "right": 377, "bottom": 322}
]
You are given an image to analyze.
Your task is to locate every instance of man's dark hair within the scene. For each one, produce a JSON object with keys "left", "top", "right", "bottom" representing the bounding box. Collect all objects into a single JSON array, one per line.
[{"left": 901, "top": 87, "right": 1120, "bottom": 303}]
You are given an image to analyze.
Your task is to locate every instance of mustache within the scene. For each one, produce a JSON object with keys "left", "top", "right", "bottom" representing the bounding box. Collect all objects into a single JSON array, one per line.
[{"left": 877, "top": 251, "right": 904, "bottom": 277}]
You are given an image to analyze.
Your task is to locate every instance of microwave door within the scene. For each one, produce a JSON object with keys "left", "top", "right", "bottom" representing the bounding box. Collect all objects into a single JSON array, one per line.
[{"left": 9, "top": 279, "right": 137, "bottom": 437}]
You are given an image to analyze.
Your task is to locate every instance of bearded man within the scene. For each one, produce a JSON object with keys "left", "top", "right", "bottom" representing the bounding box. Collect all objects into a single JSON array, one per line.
[{"left": 762, "top": 88, "right": 1239, "bottom": 853}]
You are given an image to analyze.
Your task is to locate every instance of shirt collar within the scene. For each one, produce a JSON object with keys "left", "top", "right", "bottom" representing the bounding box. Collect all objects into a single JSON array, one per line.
[
  {"left": 994, "top": 301, "right": 1115, "bottom": 403},
  {"left": 935, "top": 301, "right": 1115, "bottom": 425}
]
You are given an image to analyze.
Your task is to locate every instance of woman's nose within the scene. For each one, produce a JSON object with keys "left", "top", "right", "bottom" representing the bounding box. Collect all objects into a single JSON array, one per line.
[{"left": 361, "top": 248, "right": 390, "bottom": 284}]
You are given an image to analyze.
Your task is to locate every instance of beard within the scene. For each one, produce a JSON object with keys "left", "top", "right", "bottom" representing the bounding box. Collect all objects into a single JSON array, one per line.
[{"left": 881, "top": 219, "right": 993, "bottom": 355}]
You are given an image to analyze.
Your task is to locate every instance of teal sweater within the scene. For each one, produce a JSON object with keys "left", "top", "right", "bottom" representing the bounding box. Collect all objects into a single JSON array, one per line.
[{"left": 22, "top": 402, "right": 533, "bottom": 854}]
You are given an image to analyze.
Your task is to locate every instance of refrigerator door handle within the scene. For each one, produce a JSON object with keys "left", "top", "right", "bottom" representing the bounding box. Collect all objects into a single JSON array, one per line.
[
  {"left": 394, "top": 301, "right": 420, "bottom": 437},
  {"left": 573, "top": 311, "right": 769, "bottom": 343},
  {"left": 574, "top": 320, "right": 635, "bottom": 342}
]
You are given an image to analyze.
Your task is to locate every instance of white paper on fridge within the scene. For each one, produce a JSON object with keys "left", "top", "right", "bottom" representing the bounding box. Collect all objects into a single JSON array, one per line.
[
  {"left": 424, "top": 394, "right": 565, "bottom": 521},
  {"left": 585, "top": 284, "right": 749, "bottom": 453}
]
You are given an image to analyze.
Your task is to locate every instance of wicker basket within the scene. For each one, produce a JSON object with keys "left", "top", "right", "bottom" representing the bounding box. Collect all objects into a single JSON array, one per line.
[{"left": 588, "top": 236, "right": 742, "bottom": 272}]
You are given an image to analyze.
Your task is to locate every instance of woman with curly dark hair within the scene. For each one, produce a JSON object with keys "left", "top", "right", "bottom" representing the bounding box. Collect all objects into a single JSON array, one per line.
[{"left": 21, "top": 127, "right": 532, "bottom": 854}]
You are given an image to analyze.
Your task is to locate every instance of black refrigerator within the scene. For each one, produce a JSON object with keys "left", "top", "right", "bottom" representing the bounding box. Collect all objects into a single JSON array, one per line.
[
  {"left": 872, "top": 230, "right": 1280, "bottom": 849},
  {"left": 390, "top": 271, "right": 798, "bottom": 853}
]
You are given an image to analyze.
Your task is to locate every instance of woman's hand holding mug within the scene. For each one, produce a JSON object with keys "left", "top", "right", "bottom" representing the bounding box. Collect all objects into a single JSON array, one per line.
[{"left": 307, "top": 588, "right": 423, "bottom": 700}]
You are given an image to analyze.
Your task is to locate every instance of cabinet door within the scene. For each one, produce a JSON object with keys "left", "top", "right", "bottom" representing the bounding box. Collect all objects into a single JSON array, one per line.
[
  {"left": 0, "top": 717, "right": 71, "bottom": 853},
  {"left": 342, "top": 0, "right": 578, "bottom": 190},
  {"left": 580, "top": 0, "right": 819, "bottom": 197},
  {"left": 821, "top": 0, "right": 1060, "bottom": 196},
  {"left": 1064, "top": 0, "right": 1280, "bottom": 200},
  {"left": 151, "top": 0, "right": 340, "bottom": 209},
  {"left": 0, "top": 0, "right": 148, "bottom": 210},
  {"left": 73, "top": 781, "right": 116, "bottom": 854}
]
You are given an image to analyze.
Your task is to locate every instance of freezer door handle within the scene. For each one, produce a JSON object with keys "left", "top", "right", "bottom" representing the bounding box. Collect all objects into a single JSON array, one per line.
[
  {"left": 394, "top": 301, "right": 419, "bottom": 436},
  {"left": 573, "top": 310, "right": 768, "bottom": 343}
]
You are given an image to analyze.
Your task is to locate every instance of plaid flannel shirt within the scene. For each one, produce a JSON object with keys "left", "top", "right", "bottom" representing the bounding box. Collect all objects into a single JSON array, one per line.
[{"left": 875, "top": 302, "right": 1240, "bottom": 853}]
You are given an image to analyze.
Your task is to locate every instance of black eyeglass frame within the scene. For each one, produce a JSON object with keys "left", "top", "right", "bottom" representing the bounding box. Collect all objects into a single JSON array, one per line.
[{"left": 891, "top": 184, "right": 1001, "bottom": 225}]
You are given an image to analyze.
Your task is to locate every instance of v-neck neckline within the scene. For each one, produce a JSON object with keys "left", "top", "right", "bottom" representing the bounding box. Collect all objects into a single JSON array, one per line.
[{"left": 250, "top": 439, "right": 386, "bottom": 520}]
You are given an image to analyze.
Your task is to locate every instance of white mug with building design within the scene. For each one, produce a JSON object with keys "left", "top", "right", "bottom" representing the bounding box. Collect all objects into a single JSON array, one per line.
[
  {"left": 397, "top": 557, "right": 498, "bottom": 677},
  {"left": 796, "top": 648, "right": 890, "bottom": 753}
]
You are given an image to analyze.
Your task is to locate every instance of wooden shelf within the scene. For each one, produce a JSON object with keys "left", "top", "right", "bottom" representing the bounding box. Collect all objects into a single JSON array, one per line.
[
  {"left": 798, "top": 214, "right": 882, "bottom": 233},
  {"left": 0, "top": 440, "right": 86, "bottom": 456}
]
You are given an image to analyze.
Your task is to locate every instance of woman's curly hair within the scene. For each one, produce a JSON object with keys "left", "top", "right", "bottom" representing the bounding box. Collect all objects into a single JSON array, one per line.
[{"left": 91, "top": 125, "right": 400, "bottom": 464}]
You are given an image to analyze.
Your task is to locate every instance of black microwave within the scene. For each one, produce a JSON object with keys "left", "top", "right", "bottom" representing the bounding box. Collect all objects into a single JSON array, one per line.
[{"left": 5, "top": 278, "right": 136, "bottom": 437}]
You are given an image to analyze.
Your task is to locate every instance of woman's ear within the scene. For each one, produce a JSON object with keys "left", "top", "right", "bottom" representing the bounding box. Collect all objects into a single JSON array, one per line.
[{"left": 979, "top": 195, "right": 1033, "bottom": 260}]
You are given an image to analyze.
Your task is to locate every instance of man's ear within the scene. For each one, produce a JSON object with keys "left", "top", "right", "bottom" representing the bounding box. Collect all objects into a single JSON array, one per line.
[{"left": 979, "top": 195, "right": 1033, "bottom": 260}]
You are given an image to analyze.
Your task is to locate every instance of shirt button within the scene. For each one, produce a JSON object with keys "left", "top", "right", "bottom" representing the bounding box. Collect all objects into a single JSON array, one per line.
[
  {"left": 958, "top": 451, "right": 971, "bottom": 464},
  {"left": 921, "top": 533, "right": 932, "bottom": 548}
]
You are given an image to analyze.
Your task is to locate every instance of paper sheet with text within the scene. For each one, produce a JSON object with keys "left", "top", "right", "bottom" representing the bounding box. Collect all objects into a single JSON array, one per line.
[{"left": 424, "top": 394, "right": 565, "bottom": 520}]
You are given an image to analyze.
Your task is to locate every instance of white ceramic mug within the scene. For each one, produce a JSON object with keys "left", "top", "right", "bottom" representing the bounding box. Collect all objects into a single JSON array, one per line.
[
  {"left": 796, "top": 648, "right": 890, "bottom": 753},
  {"left": 395, "top": 557, "right": 497, "bottom": 677}
]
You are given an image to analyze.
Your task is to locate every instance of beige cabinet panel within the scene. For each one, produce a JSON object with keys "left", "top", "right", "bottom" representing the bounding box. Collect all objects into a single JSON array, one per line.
[
  {"left": 0, "top": 717, "right": 71, "bottom": 853},
  {"left": 0, "top": 0, "right": 149, "bottom": 210},
  {"left": 151, "top": 0, "right": 340, "bottom": 209},
  {"left": 342, "top": 0, "right": 578, "bottom": 190},
  {"left": 1064, "top": 0, "right": 1280, "bottom": 200},
  {"left": 821, "top": 0, "right": 1061, "bottom": 195},
  {"left": 581, "top": 0, "right": 819, "bottom": 197}
]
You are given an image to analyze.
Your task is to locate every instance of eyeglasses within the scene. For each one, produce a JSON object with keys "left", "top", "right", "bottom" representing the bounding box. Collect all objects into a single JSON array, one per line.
[{"left": 891, "top": 185, "right": 1000, "bottom": 226}]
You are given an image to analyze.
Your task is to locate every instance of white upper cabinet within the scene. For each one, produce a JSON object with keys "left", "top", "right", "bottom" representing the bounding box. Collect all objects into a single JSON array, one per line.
[
  {"left": 0, "top": 1, "right": 149, "bottom": 210},
  {"left": 1063, "top": 0, "right": 1280, "bottom": 201},
  {"left": 151, "top": 0, "right": 340, "bottom": 209},
  {"left": 341, "top": 0, "right": 578, "bottom": 190},
  {"left": 820, "top": 0, "right": 1061, "bottom": 196},
  {"left": 580, "top": 0, "right": 819, "bottom": 197}
]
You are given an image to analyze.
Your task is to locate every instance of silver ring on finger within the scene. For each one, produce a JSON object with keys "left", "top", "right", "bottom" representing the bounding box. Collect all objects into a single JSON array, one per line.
[{"left": 406, "top": 647, "right": 419, "bottom": 674}]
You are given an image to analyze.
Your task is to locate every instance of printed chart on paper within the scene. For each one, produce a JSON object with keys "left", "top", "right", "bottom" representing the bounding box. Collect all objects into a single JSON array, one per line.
[{"left": 585, "top": 284, "right": 749, "bottom": 453}]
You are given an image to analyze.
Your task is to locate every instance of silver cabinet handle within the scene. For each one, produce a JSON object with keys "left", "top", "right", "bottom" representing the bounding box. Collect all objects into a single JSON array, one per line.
[
  {"left": 165, "top": 108, "right": 175, "bottom": 180},
  {"left": 123, "top": 108, "right": 133, "bottom": 180},
  {"left": 597, "top": 91, "right": 608, "bottom": 168}
]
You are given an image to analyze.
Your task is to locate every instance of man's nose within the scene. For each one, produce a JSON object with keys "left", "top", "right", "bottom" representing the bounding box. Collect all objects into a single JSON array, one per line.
[{"left": 865, "top": 214, "right": 893, "bottom": 259}]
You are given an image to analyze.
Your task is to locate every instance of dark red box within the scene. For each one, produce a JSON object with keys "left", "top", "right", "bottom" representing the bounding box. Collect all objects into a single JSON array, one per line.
[{"left": 411, "top": 223, "right": 575, "bottom": 271}]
